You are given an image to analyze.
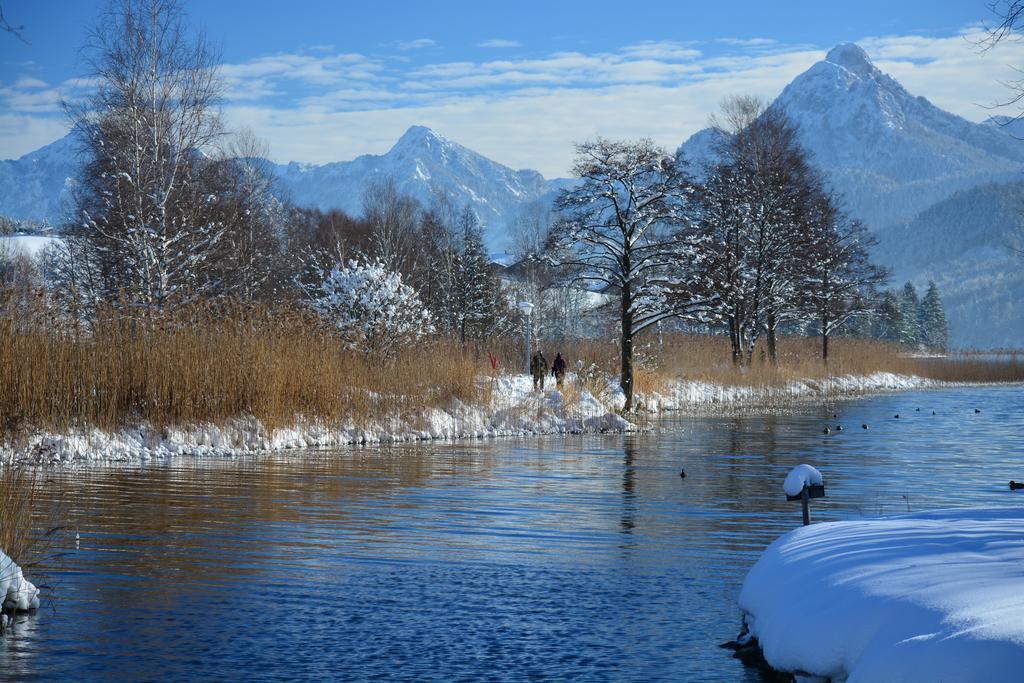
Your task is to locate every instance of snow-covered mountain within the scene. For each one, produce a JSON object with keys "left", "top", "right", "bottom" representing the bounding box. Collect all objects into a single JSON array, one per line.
[
  {"left": 271, "top": 125, "right": 563, "bottom": 248},
  {"left": 682, "top": 43, "right": 1024, "bottom": 231},
  {"left": 777, "top": 43, "right": 1024, "bottom": 228},
  {"left": 0, "top": 125, "right": 563, "bottom": 249},
  {"left": 0, "top": 135, "right": 79, "bottom": 227},
  {"left": 680, "top": 43, "right": 1024, "bottom": 347}
]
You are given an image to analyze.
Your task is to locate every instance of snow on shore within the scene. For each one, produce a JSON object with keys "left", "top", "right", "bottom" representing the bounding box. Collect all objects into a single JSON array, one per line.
[
  {"left": 8, "top": 374, "right": 630, "bottom": 464},
  {"left": 4, "top": 371, "right": 937, "bottom": 464},
  {"left": 1, "top": 549, "right": 39, "bottom": 617},
  {"left": 638, "top": 372, "right": 936, "bottom": 411},
  {"left": 740, "top": 507, "right": 1024, "bottom": 682}
]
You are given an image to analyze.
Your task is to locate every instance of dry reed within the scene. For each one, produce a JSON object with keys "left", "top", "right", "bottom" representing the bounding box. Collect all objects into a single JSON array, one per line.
[
  {"left": 1, "top": 292, "right": 1021, "bottom": 440},
  {"left": 0, "top": 300, "right": 480, "bottom": 437},
  {"left": 0, "top": 462, "right": 63, "bottom": 573}
]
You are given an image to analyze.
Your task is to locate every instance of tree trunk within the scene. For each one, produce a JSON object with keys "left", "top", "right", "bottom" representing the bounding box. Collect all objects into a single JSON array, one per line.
[
  {"left": 729, "top": 317, "right": 741, "bottom": 366},
  {"left": 766, "top": 312, "right": 778, "bottom": 364},
  {"left": 621, "top": 281, "right": 634, "bottom": 413},
  {"left": 821, "top": 315, "right": 830, "bottom": 363}
]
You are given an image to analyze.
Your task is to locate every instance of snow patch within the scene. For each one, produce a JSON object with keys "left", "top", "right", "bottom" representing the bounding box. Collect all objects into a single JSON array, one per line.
[
  {"left": 740, "top": 507, "right": 1024, "bottom": 682},
  {"left": 783, "top": 464, "right": 823, "bottom": 497},
  {"left": 0, "top": 549, "right": 39, "bottom": 613}
]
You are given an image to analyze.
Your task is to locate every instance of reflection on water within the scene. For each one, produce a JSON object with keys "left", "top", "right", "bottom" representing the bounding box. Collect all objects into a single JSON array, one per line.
[{"left": 1, "top": 385, "right": 1022, "bottom": 681}]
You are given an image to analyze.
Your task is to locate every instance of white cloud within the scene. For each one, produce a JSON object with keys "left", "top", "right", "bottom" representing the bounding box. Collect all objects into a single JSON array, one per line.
[
  {"left": 0, "top": 114, "right": 71, "bottom": 160},
  {"left": 7, "top": 26, "right": 1024, "bottom": 178},
  {"left": 620, "top": 40, "right": 701, "bottom": 60},
  {"left": 476, "top": 39, "right": 522, "bottom": 49},
  {"left": 13, "top": 76, "right": 48, "bottom": 89},
  {"left": 397, "top": 38, "right": 437, "bottom": 50},
  {"left": 716, "top": 37, "right": 777, "bottom": 48}
]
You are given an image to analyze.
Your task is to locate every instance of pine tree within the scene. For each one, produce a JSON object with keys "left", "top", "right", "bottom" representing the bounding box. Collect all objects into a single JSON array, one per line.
[
  {"left": 918, "top": 280, "right": 949, "bottom": 351},
  {"left": 872, "top": 289, "right": 902, "bottom": 342},
  {"left": 897, "top": 282, "right": 921, "bottom": 347},
  {"left": 454, "top": 206, "right": 500, "bottom": 343}
]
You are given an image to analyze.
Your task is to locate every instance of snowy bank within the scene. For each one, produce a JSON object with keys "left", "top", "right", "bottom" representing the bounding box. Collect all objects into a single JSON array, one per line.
[
  {"left": 4, "top": 371, "right": 946, "bottom": 464},
  {"left": 6, "top": 374, "right": 630, "bottom": 464},
  {"left": 638, "top": 372, "right": 937, "bottom": 411},
  {"left": 739, "top": 507, "right": 1024, "bottom": 682},
  {"left": 1, "top": 548, "right": 39, "bottom": 626}
]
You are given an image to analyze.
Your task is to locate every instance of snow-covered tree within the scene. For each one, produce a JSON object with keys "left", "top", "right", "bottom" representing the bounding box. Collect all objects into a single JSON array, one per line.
[
  {"left": 697, "top": 97, "right": 823, "bottom": 365},
  {"left": 67, "top": 0, "right": 228, "bottom": 312},
  {"left": 454, "top": 206, "right": 503, "bottom": 342},
  {"left": 550, "top": 137, "right": 708, "bottom": 411},
  {"left": 919, "top": 281, "right": 948, "bottom": 351},
  {"left": 308, "top": 258, "right": 434, "bottom": 356},
  {"left": 800, "top": 198, "right": 888, "bottom": 361},
  {"left": 506, "top": 200, "right": 602, "bottom": 342}
]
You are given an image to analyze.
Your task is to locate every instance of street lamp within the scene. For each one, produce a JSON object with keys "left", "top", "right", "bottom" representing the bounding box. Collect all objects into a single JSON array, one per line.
[{"left": 517, "top": 301, "right": 534, "bottom": 375}]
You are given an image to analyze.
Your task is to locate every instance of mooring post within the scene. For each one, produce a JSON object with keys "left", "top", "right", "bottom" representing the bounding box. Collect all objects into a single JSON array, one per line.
[{"left": 785, "top": 464, "right": 825, "bottom": 527}]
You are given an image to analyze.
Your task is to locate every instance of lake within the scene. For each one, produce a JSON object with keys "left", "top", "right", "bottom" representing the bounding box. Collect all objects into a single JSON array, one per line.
[{"left": 2, "top": 384, "right": 1022, "bottom": 681}]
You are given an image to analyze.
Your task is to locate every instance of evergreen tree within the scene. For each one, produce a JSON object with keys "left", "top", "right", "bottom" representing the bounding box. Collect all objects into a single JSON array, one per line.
[
  {"left": 454, "top": 206, "right": 500, "bottom": 342},
  {"left": 872, "top": 289, "right": 902, "bottom": 342},
  {"left": 919, "top": 280, "right": 949, "bottom": 351},
  {"left": 897, "top": 282, "right": 921, "bottom": 347}
]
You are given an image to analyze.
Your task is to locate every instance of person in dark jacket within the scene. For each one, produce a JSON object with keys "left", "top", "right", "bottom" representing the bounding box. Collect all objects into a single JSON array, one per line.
[
  {"left": 530, "top": 351, "right": 548, "bottom": 391},
  {"left": 551, "top": 353, "right": 567, "bottom": 389}
]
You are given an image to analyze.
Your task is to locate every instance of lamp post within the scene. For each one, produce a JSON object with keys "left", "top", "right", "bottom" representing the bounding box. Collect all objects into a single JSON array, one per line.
[{"left": 517, "top": 301, "right": 534, "bottom": 375}]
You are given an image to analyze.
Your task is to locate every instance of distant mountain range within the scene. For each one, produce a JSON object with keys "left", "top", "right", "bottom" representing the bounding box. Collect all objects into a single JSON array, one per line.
[
  {"left": 0, "top": 135, "right": 79, "bottom": 227},
  {"left": 0, "top": 125, "right": 566, "bottom": 249},
  {"left": 270, "top": 125, "right": 567, "bottom": 247},
  {"left": 2, "top": 43, "right": 1023, "bottom": 347}
]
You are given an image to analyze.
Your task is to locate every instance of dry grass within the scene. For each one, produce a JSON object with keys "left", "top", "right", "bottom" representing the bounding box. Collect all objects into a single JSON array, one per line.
[
  {"left": 0, "top": 300, "right": 481, "bottom": 437},
  {"left": 0, "top": 463, "right": 62, "bottom": 573},
  {"left": 530, "top": 333, "right": 1024, "bottom": 389},
  {"left": 1, "top": 291, "right": 1021, "bottom": 440}
]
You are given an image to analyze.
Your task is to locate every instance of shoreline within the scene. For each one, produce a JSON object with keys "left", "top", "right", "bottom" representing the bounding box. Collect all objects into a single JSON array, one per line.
[{"left": 0, "top": 372, "right": 968, "bottom": 465}]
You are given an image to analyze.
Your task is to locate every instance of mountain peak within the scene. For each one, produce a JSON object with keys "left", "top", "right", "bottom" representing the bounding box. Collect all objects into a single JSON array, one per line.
[
  {"left": 392, "top": 125, "right": 446, "bottom": 152},
  {"left": 825, "top": 43, "right": 874, "bottom": 76}
]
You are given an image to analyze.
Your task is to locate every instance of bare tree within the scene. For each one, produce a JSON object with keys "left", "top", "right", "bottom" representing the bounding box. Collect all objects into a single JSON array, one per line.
[
  {"left": 698, "top": 98, "right": 821, "bottom": 365},
  {"left": 362, "top": 176, "right": 422, "bottom": 277},
  {"left": 980, "top": 2, "right": 1024, "bottom": 118},
  {"left": 66, "top": 0, "right": 227, "bottom": 313},
  {"left": 0, "top": 4, "right": 27, "bottom": 43},
  {"left": 800, "top": 196, "right": 888, "bottom": 361},
  {"left": 983, "top": 1, "right": 1024, "bottom": 47},
  {"left": 551, "top": 138, "right": 706, "bottom": 412},
  {"left": 211, "top": 129, "right": 287, "bottom": 301}
]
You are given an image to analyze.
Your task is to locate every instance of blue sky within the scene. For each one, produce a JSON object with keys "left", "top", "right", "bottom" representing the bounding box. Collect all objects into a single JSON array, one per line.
[{"left": 2, "top": 0, "right": 1023, "bottom": 175}]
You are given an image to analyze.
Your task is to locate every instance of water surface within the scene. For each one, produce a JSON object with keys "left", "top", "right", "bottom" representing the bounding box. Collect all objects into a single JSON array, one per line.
[{"left": 3, "top": 385, "right": 1022, "bottom": 680}]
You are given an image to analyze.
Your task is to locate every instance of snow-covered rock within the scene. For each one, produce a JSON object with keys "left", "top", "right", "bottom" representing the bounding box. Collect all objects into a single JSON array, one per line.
[
  {"left": 739, "top": 507, "right": 1024, "bottom": 682},
  {"left": 0, "top": 548, "right": 39, "bottom": 612}
]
